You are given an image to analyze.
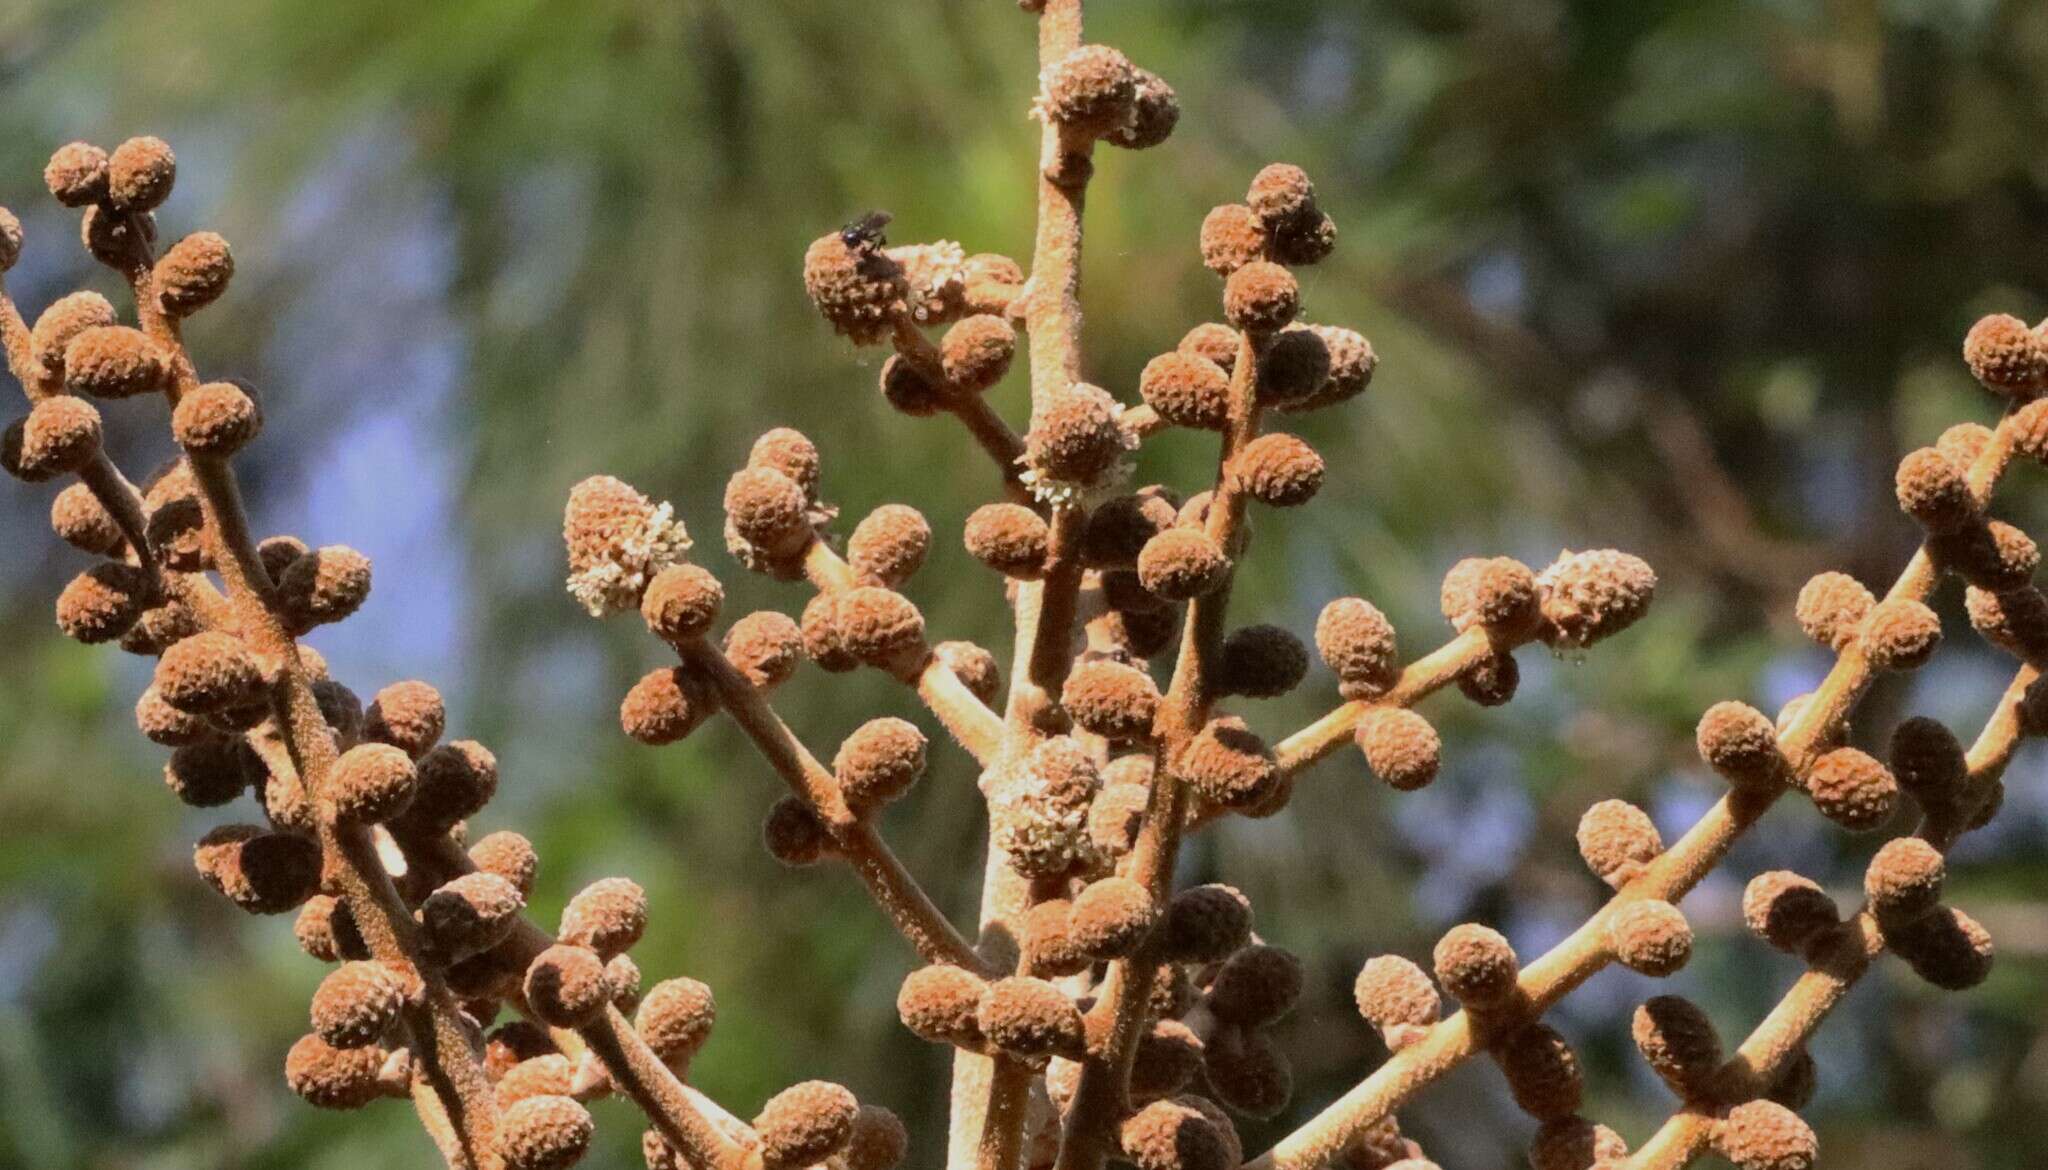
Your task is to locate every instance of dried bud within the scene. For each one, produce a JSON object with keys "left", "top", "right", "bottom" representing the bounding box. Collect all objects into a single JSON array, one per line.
[
  {"left": 1742, "top": 871, "right": 1839, "bottom": 953},
  {"left": 1222, "top": 261, "right": 1300, "bottom": 333},
  {"left": 0, "top": 207, "right": 16, "bottom": 271},
  {"left": 1966, "top": 584, "right": 2048, "bottom": 659},
  {"left": 966, "top": 503, "right": 1051, "bottom": 578},
  {"left": 1138, "top": 528, "right": 1229, "bottom": 601},
  {"left": 1575, "top": 800, "right": 1662, "bottom": 889},
  {"left": 1175, "top": 716, "right": 1280, "bottom": 810},
  {"left": 1234, "top": 433, "right": 1324, "bottom": 507},
  {"left": 898, "top": 965, "right": 986, "bottom": 1047},
  {"left": 1803, "top": 747, "right": 1899, "bottom": 832},
  {"left": 1433, "top": 923, "right": 1518, "bottom": 1008},
  {"left": 1632, "top": 995, "right": 1722, "bottom": 1101},
  {"left": 137, "top": 687, "right": 213, "bottom": 748},
  {"left": 1272, "top": 211, "right": 1338, "bottom": 266},
  {"left": 296, "top": 895, "right": 368, "bottom": 964},
  {"left": 835, "top": 717, "right": 928, "bottom": 813},
  {"left": 328, "top": 743, "right": 418, "bottom": 826},
  {"left": 154, "top": 231, "right": 234, "bottom": 315},
  {"left": 524, "top": 945, "right": 611, "bottom": 1027},
  {"left": 1537, "top": 549, "right": 1656, "bottom": 649},
  {"left": 2012, "top": 398, "right": 2048, "bottom": 464},
  {"left": 1607, "top": 899, "right": 1692, "bottom": 976},
  {"left": 1083, "top": 489, "right": 1179, "bottom": 568},
  {"left": 195, "top": 824, "right": 320, "bottom": 914},
  {"left": 1962, "top": 312, "right": 2048, "bottom": 397},
  {"left": 880, "top": 352, "right": 944, "bottom": 416},
  {"left": 1355, "top": 708, "right": 1441, "bottom": 792}
]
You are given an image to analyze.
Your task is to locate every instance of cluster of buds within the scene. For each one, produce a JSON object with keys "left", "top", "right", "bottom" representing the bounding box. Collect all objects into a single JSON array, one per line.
[{"left": 8, "top": 4, "right": 2045, "bottom": 1170}]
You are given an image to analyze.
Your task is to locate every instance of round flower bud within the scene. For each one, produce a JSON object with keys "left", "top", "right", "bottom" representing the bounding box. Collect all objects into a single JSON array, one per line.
[
  {"left": 802, "top": 232, "right": 906, "bottom": 344},
  {"left": 1028, "top": 384, "right": 1127, "bottom": 485},
  {"left": 1696, "top": 701, "right": 1785, "bottom": 788},
  {"left": 1138, "top": 528, "right": 1228, "bottom": 601},
  {"left": 751, "top": 1081, "right": 860, "bottom": 1170},
  {"left": 979, "top": 976, "right": 1085, "bottom": 1060},
  {"left": 1218, "top": 623, "right": 1308, "bottom": 698},
  {"left": 394, "top": 739, "right": 498, "bottom": 835},
  {"left": 1247, "top": 164, "right": 1317, "bottom": 228},
  {"left": 926, "top": 642, "right": 995, "bottom": 709},
  {"left": 849, "top": 504, "right": 931, "bottom": 587},
  {"left": 142, "top": 492, "right": 210, "bottom": 574},
  {"left": 155, "top": 631, "right": 262, "bottom": 713},
  {"left": 63, "top": 325, "right": 169, "bottom": 399},
  {"left": 798, "top": 595, "right": 852, "bottom": 673},
  {"left": 1119, "top": 1099, "right": 1234, "bottom": 1170},
  {"left": 1889, "top": 905, "right": 1995, "bottom": 990},
  {"left": 1129, "top": 1018, "right": 1205, "bottom": 1102},
  {"left": 257, "top": 533, "right": 308, "bottom": 583},
  {"left": 2012, "top": 397, "right": 2048, "bottom": 464},
  {"left": 1632, "top": 995, "right": 1722, "bottom": 1101},
  {"left": 55, "top": 562, "right": 150, "bottom": 645},
  {"left": 835, "top": 717, "right": 928, "bottom": 813},
  {"left": 311, "top": 960, "right": 405, "bottom": 1049},
  {"left": 1931, "top": 519, "right": 2039, "bottom": 592},
  {"left": 725, "top": 466, "right": 812, "bottom": 560},
  {"left": 1495, "top": 1023, "right": 1582, "bottom": 1121},
  {"left": 965, "top": 502, "right": 1050, "bottom": 578},
  {"left": 1803, "top": 747, "right": 1899, "bottom": 832},
  {"left": 1042, "top": 44, "right": 1137, "bottom": 136},
  {"left": 284, "top": 1033, "right": 386, "bottom": 1110},
  {"left": 119, "top": 598, "right": 202, "bottom": 656},
  {"left": 364, "top": 680, "right": 444, "bottom": 758},
  {"left": 296, "top": 895, "right": 368, "bottom": 964},
  {"left": 1105, "top": 606, "right": 1179, "bottom": 660},
  {"left": 1433, "top": 923, "right": 1519, "bottom": 1008},
  {"left": 897, "top": 965, "right": 986, "bottom": 1047},
  {"left": 1890, "top": 716, "right": 1967, "bottom": 811},
  {"left": 154, "top": 231, "right": 234, "bottom": 315},
  {"left": 0, "top": 207, "right": 19, "bottom": 272},
  {"left": 277, "top": 545, "right": 372, "bottom": 633},
  {"left": 1160, "top": 884, "right": 1251, "bottom": 965},
  {"left": 1175, "top": 715, "right": 1280, "bottom": 809},
  {"left": 1528, "top": 1118, "right": 1628, "bottom": 1170},
  {"left": 1088, "top": 780, "right": 1150, "bottom": 861},
  {"left": 470, "top": 831, "right": 539, "bottom": 899},
  {"left": 44, "top": 142, "right": 109, "bottom": 205},
  {"left": 524, "top": 945, "right": 610, "bottom": 1027},
  {"left": 844, "top": 1105, "right": 910, "bottom": 1170},
  {"left": 1199, "top": 204, "right": 1268, "bottom": 277},
  {"left": 195, "top": 824, "right": 320, "bottom": 914},
  {"left": 497, "top": 1095, "right": 593, "bottom": 1170},
  {"left": 1234, "top": 433, "right": 1324, "bottom": 507},
  {"left": 726, "top": 610, "right": 804, "bottom": 689},
  {"left": 1203, "top": 1024, "right": 1292, "bottom": 1119},
  {"left": 494, "top": 1055, "right": 574, "bottom": 1109},
  {"left": 1223, "top": 261, "right": 1299, "bottom": 333},
  {"left": 1355, "top": 708, "right": 1441, "bottom": 791},
  {"left": 640, "top": 563, "right": 723, "bottom": 643},
  {"left": 1317, "top": 597, "right": 1399, "bottom": 696},
  {"left": 1865, "top": 837, "right": 1945, "bottom": 928},
  {"left": 1353, "top": 956, "right": 1440, "bottom": 1049},
  {"left": 1608, "top": 898, "right": 1693, "bottom": 976},
  {"left": 106, "top": 136, "right": 176, "bottom": 212},
  {"left": 163, "top": 739, "right": 256, "bottom": 807},
  {"left": 1966, "top": 584, "right": 2048, "bottom": 659},
  {"left": 1069, "top": 876, "right": 1156, "bottom": 959},
  {"left": 1794, "top": 572, "right": 1874, "bottom": 651},
  {"left": 1208, "top": 943, "right": 1303, "bottom": 1026},
  {"left": 836, "top": 586, "right": 926, "bottom": 671},
  {"left": 1062, "top": 659, "right": 1160, "bottom": 740},
  {"left": 1742, "top": 871, "right": 1839, "bottom": 953},
  {"left": 328, "top": 743, "right": 417, "bottom": 826},
  {"left": 1895, "top": 447, "right": 1977, "bottom": 533},
  {"left": 30, "top": 291, "right": 117, "bottom": 379},
  {"left": 1710, "top": 1100, "right": 1817, "bottom": 1170},
  {"left": 1278, "top": 324, "right": 1373, "bottom": 413},
  {"left": 419, "top": 872, "right": 524, "bottom": 961},
  {"left": 1576, "top": 799, "right": 1662, "bottom": 889},
  {"left": 1140, "top": 351, "right": 1231, "bottom": 431},
  {"left": 763, "top": 795, "right": 833, "bottom": 866},
  {"left": 941, "top": 315, "right": 1016, "bottom": 392},
  {"left": 747, "top": 427, "right": 819, "bottom": 500},
  {"left": 1082, "top": 488, "right": 1179, "bottom": 568},
  {"left": 17, "top": 395, "right": 101, "bottom": 478},
  {"left": 636, "top": 976, "right": 715, "bottom": 1068},
  {"left": 557, "top": 877, "right": 647, "bottom": 960},
  {"left": 50, "top": 483, "right": 122, "bottom": 554},
  {"left": 137, "top": 686, "right": 213, "bottom": 748},
  {"left": 1180, "top": 323, "right": 1242, "bottom": 373},
  {"left": 1022, "top": 899, "right": 1087, "bottom": 978},
  {"left": 1962, "top": 312, "right": 2048, "bottom": 397},
  {"left": 879, "top": 352, "right": 944, "bottom": 416},
  {"left": 1537, "top": 550, "right": 1656, "bottom": 649},
  {"left": 1439, "top": 558, "right": 1540, "bottom": 640},
  {"left": 1272, "top": 211, "right": 1338, "bottom": 266},
  {"left": 621, "top": 666, "right": 719, "bottom": 745},
  {"left": 1856, "top": 597, "right": 1938, "bottom": 671}
]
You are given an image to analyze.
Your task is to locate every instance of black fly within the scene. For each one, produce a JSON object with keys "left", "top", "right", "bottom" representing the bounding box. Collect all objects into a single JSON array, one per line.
[{"left": 840, "top": 210, "right": 893, "bottom": 251}]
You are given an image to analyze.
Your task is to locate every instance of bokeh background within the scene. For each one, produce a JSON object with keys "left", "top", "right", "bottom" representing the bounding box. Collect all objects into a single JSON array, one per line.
[{"left": 2, "top": 1, "right": 2046, "bottom": 1167}]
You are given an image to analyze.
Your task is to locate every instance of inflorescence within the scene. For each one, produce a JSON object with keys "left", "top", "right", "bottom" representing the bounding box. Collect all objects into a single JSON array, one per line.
[{"left": 6, "top": 4, "right": 2046, "bottom": 1170}]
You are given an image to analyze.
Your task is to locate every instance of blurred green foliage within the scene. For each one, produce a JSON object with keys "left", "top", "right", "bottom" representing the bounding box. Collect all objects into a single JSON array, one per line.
[{"left": 2, "top": 1, "right": 2047, "bottom": 1167}]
